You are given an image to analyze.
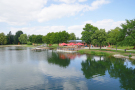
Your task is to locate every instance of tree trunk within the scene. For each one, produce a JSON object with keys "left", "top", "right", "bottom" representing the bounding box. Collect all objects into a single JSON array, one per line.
[
  {"left": 100, "top": 44, "right": 101, "bottom": 51},
  {"left": 89, "top": 44, "right": 90, "bottom": 50},
  {"left": 116, "top": 45, "right": 117, "bottom": 52},
  {"left": 133, "top": 45, "right": 135, "bottom": 49}
]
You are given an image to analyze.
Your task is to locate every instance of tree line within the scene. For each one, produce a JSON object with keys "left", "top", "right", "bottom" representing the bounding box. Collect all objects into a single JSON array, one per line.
[
  {"left": 81, "top": 19, "right": 135, "bottom": 50},
  {"left": 0, "top": 30, "right": 77, "bottom": 45},
  {"left": 0, "top": 19, "right": 135, "bottom": 50}
]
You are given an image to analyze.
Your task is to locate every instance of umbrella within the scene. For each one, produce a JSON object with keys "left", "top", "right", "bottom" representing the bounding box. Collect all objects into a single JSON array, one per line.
[
  {"left": 76, "top": 43, "right": 84, "bottom": 45},
  {"left": 59, "top": 43, "right": 67, "bottom": 46},
  {"left": 69, "top": 43, "right": 76, "bottom": 46}
]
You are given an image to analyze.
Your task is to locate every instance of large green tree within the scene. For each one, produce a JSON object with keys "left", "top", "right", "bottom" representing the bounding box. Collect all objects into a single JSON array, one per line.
[
  {"left": 14, "top": 30, "right": 23, "bottom": 44},
  {"left": 42, "top": 32, "right": 54, "bottom": 46},
  {"left": 92, "top": 29, "right": 107, "bottom": 50},
  {"left": 69, "top": 33, "right": 76, "bottom": 40},
  {"left": 0, "top": 33, "right": 7, "bottom": 45},
  {"left": 50, "top": 31, "right": 70, "bottom": 46},
  {"left": 81, "top": 24, "right": 98, "bottom": 50},
  {"left": 18, "top": 34, "right": 27, "bottom": 44},
  {"left": 59, "top": 31, "right": 70, "bottom": 43},
  {"left": 35, "top": 35, "right": 43, "bottom": 45},
  {"left": 31, "top": 35, "right": 37, "bottom": 44},
  {"left": 7, "top": 31, "right": 14, "bottom": 44},
  {"left": 107, "top": 27, "right": 121, "bottom": 51},
  {"left": 119, "top": 19, "right": 135, "bottom": 49}
]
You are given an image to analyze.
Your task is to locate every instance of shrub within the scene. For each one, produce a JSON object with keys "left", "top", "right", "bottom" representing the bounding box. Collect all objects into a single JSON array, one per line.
[
  {"left": 27, "top": 41, "right": 32, "bottom": 45},
  {"left": 129, "top": 54, "right": 132, "bottom": 58},
  {"left": 78, "top": 50, "right": 84, "bottom": 54},
  {"left": 91, "top": 51, "right": 96, "bottom": 55}
]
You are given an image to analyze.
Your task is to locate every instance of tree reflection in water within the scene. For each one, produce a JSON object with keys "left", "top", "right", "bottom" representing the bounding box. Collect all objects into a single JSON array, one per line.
[
  {"left": 81, "top": 55, "right": 135, "bottom": 90},
  {"left": 108, "top": 58, "right": 135, "bottom": 90},
  {"left": 81, "top": 55, "right": 112, "bottom": 79},
  {"left": 47, "top": 52, "right": 71, "bottom": 68}
]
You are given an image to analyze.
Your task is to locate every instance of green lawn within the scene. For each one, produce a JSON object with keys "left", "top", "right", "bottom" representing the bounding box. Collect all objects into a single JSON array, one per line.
[
  {"left": 48, "top": 44, "right": 59, "bottom": 49},
  {"left": 109, "top": 45, "right": 134, "bottom": 50},
  {"left": 78, "top": 49, "right": 135, "bottom": 56}
]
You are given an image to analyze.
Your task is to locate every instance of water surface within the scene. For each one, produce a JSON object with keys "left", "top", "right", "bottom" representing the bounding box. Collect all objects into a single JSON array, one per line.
[{"left": 0, "top": 47, "right": 135, "bottom": 90}]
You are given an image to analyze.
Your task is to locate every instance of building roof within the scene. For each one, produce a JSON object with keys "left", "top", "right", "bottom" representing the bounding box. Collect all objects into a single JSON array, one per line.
[{"left": 68, "top": 40, "right": 85, "bottom": 43}]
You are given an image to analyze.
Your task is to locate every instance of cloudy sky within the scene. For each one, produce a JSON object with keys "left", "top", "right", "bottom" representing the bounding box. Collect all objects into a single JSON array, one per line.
[{"left": 0, "top": 0, "right": 135, "bottom": 37}]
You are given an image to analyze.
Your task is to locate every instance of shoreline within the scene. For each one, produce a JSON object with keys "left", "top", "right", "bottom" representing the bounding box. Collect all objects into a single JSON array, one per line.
[{"left": 77, "top": 49, "right": 135, "bottom": 60}]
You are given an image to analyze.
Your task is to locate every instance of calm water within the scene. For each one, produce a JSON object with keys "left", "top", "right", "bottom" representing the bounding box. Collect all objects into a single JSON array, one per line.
[{"left": 0, "top": 47, "right": 135, "bottom": 90}]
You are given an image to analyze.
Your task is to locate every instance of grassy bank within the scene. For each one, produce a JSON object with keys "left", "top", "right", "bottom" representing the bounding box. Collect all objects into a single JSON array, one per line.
[
  {"left": 109, "top": 45, "right": 134, "bottom": 50},
  {"left": 78, "top": 49, "right": 114, "bottom": 56},
  {"left": 78, "top": 49, "right": 135, "bottom": 57},
  {"left": 48, "top": 44, "right": 59, "bottom": 49}
]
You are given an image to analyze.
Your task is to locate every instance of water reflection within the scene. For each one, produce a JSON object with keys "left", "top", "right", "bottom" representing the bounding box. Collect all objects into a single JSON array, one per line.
[
  {"left": 0, "top": 47, "right": 135, "bottom": 90},
  {"left": 108, "top": 58, "right": 135, "bottom": 90},
  {"left": 47, "top": 52, "right": 70, "bottom": 68},
  {"left": 81, "top": 55, "right": 112, "bottom": 79}
]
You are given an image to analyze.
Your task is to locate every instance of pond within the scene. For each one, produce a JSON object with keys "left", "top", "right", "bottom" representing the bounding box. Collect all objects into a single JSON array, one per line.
[{"left": 0, "top": 46, "right": 135, "bottom": 90}]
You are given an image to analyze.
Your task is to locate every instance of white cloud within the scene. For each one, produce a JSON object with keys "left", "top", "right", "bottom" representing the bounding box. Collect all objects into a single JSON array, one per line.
[
  {"left": 38, "top": 61, "right": 83, "bottom": 78},
  {"left": 78, "top": 0, "right": 87, "bottom": 2},
  {"left": 9, "top": 19, "right": 125, "bottom": 38},
  {"left": 37, "top": 4, "right": 89, "bottom": 22},
  {"left": 84, "top": 19, "right": 125, "bottom": 31},
  {"left": 0, "top": 0, "right": 47, "bottom": 25},
  {"left": 38, "top": 0, "right": 110, "bottom": 22},
  {"left": 89, "top": 0, "right": 110, "bottom": 10},
  {"left": 0, "top": 0, "right": 110, "bottom": 25},
  {"left": 67, "top": 25, "right": 84, "bottom": 38},
  {"left": 54, "top": 0, "right": 76, "bottom": 3},
  {"left": 10, "top": 26, "right": 66, "bottom": 35}
]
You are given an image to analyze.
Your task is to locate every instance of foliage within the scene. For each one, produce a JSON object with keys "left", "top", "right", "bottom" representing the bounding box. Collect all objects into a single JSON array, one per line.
[
  {"left": 92, "top": 29, "right": 107, "bottom": 50},
  {"left": 76, "top": 37, "right": 80, "bottom": 40},
  {"left": 14, "top": 30, "right": 23, "bottom": 44},
  {"left": 7, "top": 31, "right": 14, "bottom": 44},
  {"left": 0, "top": 32, "right": 7, "bottom": 45},
  {"left": 27, "top": 41, "right": 32, "bottom": 45},
  {"left": 59, "top": 31, "right": 70, "bottom": 43},
  {"left": 35, "top": 35, "right": 43, "bottom": 44},
  {"left": 81, "top": 24, "right": 98, "bottom": 50},
  {"left": 18, "top": 34, "right": 27, "bottom": 44},
  {"left": 47, "top": 52, "right": 70, "bottom": 68},
  {"left": 128, "top": 54, "right": 132, "bottom": 58},
  {"left": 107, "top": 27, "right": 121, "bottom": 45},
  {"left": 69, "top": 33, "right": 76, "bottom": 40},
  {"left": 119, "top": 19, "right": 135, "bottom": 47},
  {"left": 81, "top": 55, "right": 112, "bottom": 79},
  {"left": 31, "top": 35, "right": 37, "bottom": 43},
  {"left": 50, "top": 31, "right": 70, "bottom": 46},
  {"left": 42, "top": 32, "right": 54, "bottom": 45},
  {"left": 78, "top": 50, "right": 84, "bottom": 54}
]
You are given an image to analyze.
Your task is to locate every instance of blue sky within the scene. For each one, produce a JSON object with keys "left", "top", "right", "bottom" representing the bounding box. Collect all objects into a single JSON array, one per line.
[{"left": 0, "top": 0, "right": 135, "bottom": 37}]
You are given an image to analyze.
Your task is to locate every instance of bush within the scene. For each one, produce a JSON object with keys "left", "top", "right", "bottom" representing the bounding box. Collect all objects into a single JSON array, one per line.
[
  {"left": 91, "top": 51, "right": 96, "bottom": 55},
  {"left": 129, "top": 54, "right": 132, "bottom": 58},
  {"left": 27, "top": 42, "right": 32, "bottom": 45},
  {"left": 78, "top": 50, "right": 84, "bottom": 54}
]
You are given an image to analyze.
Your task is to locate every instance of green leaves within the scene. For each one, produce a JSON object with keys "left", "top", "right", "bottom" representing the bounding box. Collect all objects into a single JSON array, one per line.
[
  {"left": 18, "top": 34, "right": 27, "bottom": 44},
  {"left": 42, "top": 31, "right": 70, "bottom": 45},
  {"left": 14, "top": 31, "right": 23, "bottom": 44},
  {"left": 0, "top": 33, "right": 7, "bottom": 45},
  {"left": 69, "top": 33, "right": 76, "bottom": 40},
  {"left": 91, "top": 29, "right": 107, "bottom": 50},
  {"left": 81, "top": 24, "right": 98, "bottom": 50},
  {"left": 119, "top": 19, "right": 135, "bottom": 46}
]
